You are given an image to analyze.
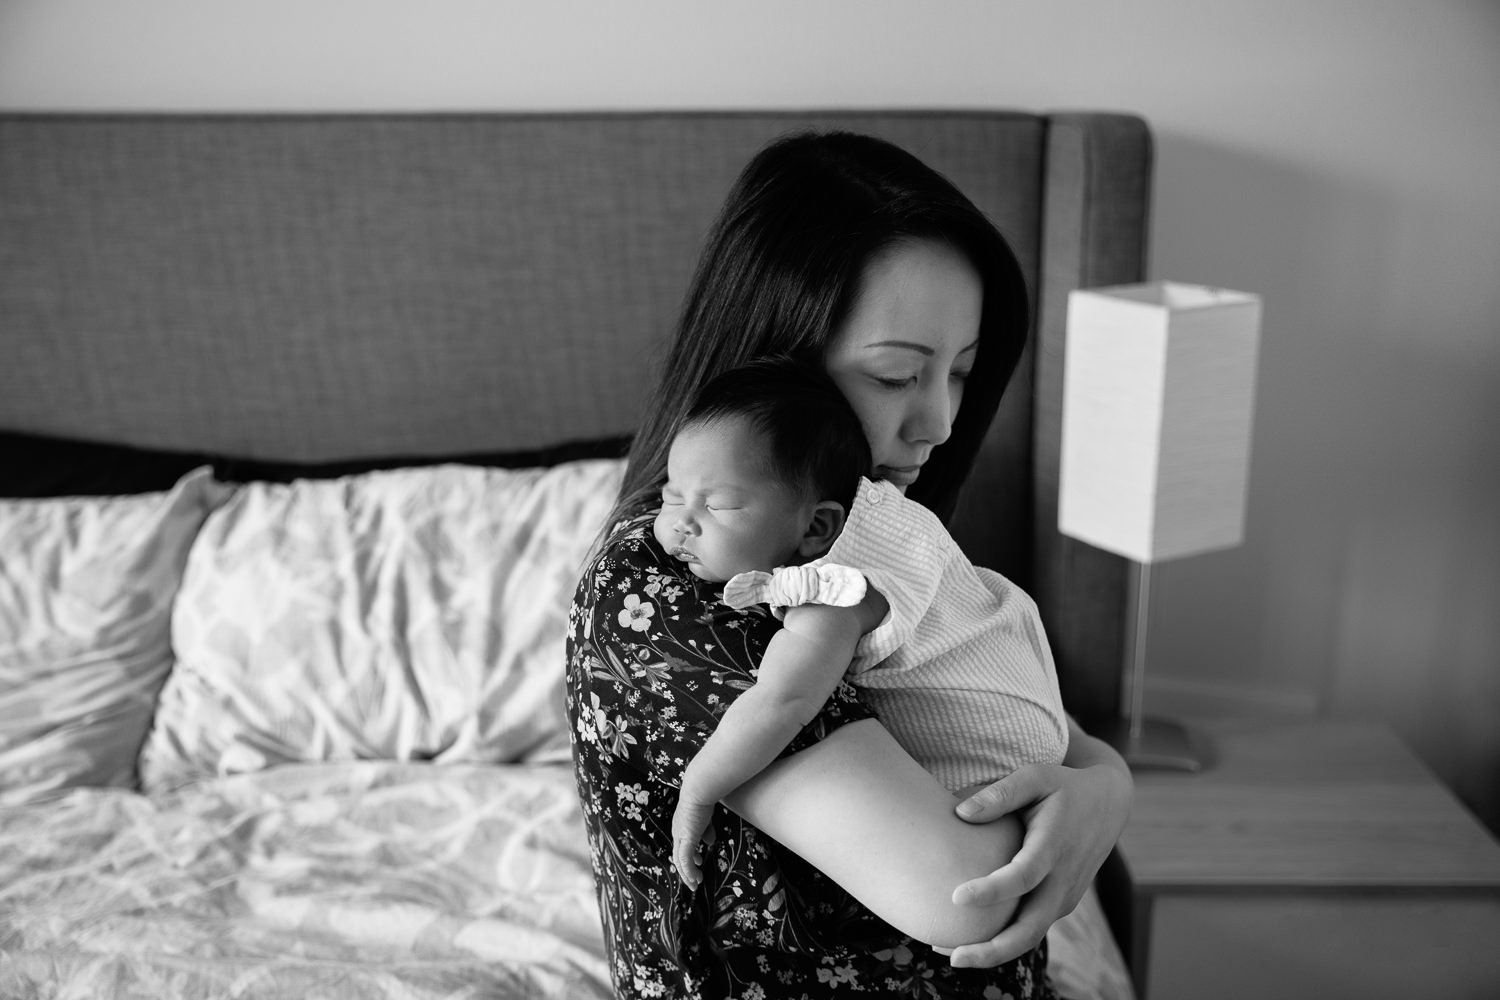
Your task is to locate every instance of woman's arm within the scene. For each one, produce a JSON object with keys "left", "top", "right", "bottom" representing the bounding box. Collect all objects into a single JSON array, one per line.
[
  {"left": 942, "top": 714, "right": 1133, "bottom": 967},
  {"left": 724, "top": 716, "right": 1025, "bottom": 950}
]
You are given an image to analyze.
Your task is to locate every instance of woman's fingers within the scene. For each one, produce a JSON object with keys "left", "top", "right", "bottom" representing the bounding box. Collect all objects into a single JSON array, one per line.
[
  {"left": 946, "top": 896, "right": 1053, "bottom": 968},
  {"left": 949, "top": 871, "right": 1067, "bottom": 967},
  {"left": 951, "top": 838, "right": 1048, "bottom": 906},
  {"left": 952, "top": 764, "right": 1061, "bottom": 906},
  {"left": 940, "top": 737, "right": 1136, "bottom": 969},
  {"left": 954, "top": 763, "right": 1053, "bottom": 822}
]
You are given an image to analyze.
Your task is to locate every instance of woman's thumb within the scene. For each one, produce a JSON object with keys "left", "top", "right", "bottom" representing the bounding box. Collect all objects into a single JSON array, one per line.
[{"left": 955, "top": 772, "right": 1018, "bottom": 822}]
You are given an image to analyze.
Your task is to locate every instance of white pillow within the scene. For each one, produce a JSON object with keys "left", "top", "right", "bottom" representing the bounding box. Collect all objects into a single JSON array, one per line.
[
  {"left": 0, "top": 468, "right": 223, "bottom": 803},
  {"left": 139, "top": 460, "right": 623, "bottom": 792}
]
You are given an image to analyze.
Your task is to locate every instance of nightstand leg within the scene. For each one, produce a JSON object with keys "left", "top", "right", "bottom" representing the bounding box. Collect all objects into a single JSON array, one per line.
[{"left": 1129, "top": 891, "right": 1154, "bottom": 1000}]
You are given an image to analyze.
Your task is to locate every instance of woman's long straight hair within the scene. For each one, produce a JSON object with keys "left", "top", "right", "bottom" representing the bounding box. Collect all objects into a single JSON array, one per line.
[{"left": 605, "top": 129, "right": 1030, "bottom": 539}]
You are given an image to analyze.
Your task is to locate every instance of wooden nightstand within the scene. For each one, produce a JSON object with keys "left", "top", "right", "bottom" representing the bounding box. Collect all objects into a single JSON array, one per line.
[{"left": 1109, "top": 717, "right": 1500, "bottom": 1000}]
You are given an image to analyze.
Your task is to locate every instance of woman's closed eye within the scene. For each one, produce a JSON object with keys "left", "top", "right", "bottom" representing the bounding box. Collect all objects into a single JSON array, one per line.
[{"left": 873, "top": 371, "right": 969, "bottom": 391}]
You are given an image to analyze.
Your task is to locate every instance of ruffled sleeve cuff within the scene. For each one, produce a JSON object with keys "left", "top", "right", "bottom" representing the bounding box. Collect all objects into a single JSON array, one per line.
[{"left": 722, "top": 563, "right": 867, "bottom": 616}]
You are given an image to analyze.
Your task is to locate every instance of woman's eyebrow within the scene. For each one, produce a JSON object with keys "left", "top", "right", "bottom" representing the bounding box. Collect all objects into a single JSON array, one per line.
[
  {"left": 866, "top": 340, "right": 933, "bottom": 356},
  {"left": 865, "top": 339, "right": 981, "bottom": 356}
]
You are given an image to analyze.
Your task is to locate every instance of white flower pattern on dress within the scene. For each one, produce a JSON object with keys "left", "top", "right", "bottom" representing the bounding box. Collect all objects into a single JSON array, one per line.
[
  {"left": 565, "top": 514, "right": 1054, "bottom": 1000},
  {"left": 618, "top": 594, "right": 655, "bottom": 632}
]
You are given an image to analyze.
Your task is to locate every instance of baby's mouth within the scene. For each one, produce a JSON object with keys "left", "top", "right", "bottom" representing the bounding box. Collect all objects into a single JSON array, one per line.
[{"left": 671, "top": 546, "right": 696, "bottom": 563}]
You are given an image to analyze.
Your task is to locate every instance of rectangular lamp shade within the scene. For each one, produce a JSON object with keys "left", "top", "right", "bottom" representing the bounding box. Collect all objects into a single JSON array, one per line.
[{"left": 1058, "top": 281, "right": 1262, "bottom": 564}]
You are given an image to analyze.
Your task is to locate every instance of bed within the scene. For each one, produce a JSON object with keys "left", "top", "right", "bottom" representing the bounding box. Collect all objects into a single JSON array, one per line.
[{"left": 0, "top": 111, "right": 1150, "bottom": 1000}]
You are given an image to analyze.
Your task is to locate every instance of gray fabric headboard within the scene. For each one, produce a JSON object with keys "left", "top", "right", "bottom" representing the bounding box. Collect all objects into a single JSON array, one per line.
[{"left": 0, "top": 110, "right": 1151, "bottom": 727}]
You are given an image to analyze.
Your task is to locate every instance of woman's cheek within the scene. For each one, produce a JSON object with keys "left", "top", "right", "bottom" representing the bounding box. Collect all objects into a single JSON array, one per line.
[{"left": 842, "top": 387, "right": 892, "bottom": 463}]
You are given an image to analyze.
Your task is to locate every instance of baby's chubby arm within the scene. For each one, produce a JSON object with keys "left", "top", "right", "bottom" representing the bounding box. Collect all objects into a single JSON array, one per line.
[{"left": 671, "top": 587, "right": 888, "bottom": 888}]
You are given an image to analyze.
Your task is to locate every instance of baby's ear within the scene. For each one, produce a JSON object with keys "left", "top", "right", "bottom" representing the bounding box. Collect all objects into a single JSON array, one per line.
[{"left": 797, "top": 501, "right": 846, "bottom": 560}]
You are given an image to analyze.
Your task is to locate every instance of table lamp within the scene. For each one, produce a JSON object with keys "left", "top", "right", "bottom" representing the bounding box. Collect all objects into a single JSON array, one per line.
[{"left": 1058, "top": 281, "right": 1262, "bottom": 770}]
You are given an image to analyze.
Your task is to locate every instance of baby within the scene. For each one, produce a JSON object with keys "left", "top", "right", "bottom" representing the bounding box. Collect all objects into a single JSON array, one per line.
[{"left": 657, "top": 358, "right": 1068, "bottom": 889}]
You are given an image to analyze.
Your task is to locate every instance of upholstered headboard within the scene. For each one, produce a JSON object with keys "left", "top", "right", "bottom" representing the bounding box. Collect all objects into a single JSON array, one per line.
[{"left": 0, "top": 110, "right": 1151, "bottom": 727}]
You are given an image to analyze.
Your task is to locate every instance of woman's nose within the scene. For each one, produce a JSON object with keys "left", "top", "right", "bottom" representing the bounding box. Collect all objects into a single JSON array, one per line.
[{"left": 907, "top": 381, "right": 955, "bottom": 446}]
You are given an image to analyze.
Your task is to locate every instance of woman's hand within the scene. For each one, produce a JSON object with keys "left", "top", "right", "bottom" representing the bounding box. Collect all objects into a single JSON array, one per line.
[{"left": 943, "top": 719, "right": 1133, "bottom": 968}]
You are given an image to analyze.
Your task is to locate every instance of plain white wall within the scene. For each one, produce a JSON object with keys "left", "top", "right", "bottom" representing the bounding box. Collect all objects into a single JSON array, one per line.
[{"left": 4, "top": 0, "right": 1498, "bottom": 829}]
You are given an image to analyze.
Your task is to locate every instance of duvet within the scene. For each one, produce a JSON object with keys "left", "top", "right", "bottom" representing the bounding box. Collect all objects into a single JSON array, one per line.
[{"left": 0, "top": 762, "right": 611, "bottom": 1000}]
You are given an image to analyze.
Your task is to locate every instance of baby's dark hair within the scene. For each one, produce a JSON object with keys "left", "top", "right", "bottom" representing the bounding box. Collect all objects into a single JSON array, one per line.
[{"left": 681, "top": 356, "right": 871, "bottom": 514}]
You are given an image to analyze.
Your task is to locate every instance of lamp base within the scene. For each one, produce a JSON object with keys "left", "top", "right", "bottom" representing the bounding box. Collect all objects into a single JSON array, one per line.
[{"left": 1101, "top": 716, "right": 1203, "bottom": 772}]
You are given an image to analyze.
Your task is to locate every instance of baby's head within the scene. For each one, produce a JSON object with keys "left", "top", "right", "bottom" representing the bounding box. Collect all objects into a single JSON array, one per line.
[{"left": 653, "top": 357, "right": 872, "bottom": 583}]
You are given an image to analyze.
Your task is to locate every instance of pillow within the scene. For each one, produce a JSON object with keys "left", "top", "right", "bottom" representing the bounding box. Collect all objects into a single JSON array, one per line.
[
  {"left": 0, "top": 467, "right": 223, "bottom": 803},
  {"left": 139, "top": 459, "right": 625, "bottom": 792}
]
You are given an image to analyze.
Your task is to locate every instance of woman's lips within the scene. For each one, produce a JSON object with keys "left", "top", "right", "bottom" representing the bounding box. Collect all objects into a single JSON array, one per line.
[{"left": 878, "top": 465, "right": 920, "bottom": 487}]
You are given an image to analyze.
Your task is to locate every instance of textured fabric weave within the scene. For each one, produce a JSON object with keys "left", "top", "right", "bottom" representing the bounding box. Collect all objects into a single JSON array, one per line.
[
  {"left": 0, "top": 114, "right": 1040, "bottom": 469},
  {"left": 820, "top": 479, "right": 1069, "bottom": 792}
]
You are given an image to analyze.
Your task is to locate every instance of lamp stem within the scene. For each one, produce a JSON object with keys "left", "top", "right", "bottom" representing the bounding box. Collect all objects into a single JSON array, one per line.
[
  {"left": 1125, "top": 560, "right": 1152, "bottom": 740},
  {"left": 1108, "top": 558, "right": 1202, "bottom": 771}
]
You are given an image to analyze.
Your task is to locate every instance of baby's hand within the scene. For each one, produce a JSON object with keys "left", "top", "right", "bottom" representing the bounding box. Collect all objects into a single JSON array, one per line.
[{"left": 671, "top": 797, "right": 714, "bottom": 889}]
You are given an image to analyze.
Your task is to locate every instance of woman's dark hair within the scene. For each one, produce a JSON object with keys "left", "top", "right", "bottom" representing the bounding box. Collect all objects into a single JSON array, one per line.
[
  {"left": 682, "top": 357, "right": 871, "bottom": 515},
  {"left": 607, "top": 129, "right": 1030, "bottom": 534}
]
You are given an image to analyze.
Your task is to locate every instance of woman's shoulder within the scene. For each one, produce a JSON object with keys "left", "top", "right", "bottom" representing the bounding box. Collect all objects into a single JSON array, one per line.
[
  {"left": 585, "top": 511, "right": 661, "bottom": 572},
  {"left": 603, "top": 509, "right": 658, "bottom": 548}
]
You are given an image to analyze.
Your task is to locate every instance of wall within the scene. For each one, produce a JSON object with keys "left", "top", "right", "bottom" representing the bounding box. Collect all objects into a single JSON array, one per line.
[{"left": 4, "top": 0, "right": 1497, "bottom": 831}]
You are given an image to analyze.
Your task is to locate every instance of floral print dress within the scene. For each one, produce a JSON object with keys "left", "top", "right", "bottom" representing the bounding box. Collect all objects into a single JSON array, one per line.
[{"left": 566, "top": 514, "right": 1054, "bottom": 1000}]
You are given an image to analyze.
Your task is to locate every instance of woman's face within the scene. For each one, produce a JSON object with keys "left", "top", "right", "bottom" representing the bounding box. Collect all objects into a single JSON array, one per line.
[{"left": 824, "top": 239, "right": 983, "bottom": 493}]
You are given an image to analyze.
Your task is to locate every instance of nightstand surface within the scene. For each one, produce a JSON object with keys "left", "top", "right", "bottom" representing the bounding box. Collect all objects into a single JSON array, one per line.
[
  {"left": 1119, "top": 717, "right": 1500, "bottom": 890},
  {"left": 1114, "top": 717, "right": 1500, "bottom": 1000}
]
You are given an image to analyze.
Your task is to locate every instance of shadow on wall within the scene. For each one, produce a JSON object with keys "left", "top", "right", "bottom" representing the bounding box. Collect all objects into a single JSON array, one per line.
[{"left": 1144, "top": 131, "right": 1500, "bottom": 835}]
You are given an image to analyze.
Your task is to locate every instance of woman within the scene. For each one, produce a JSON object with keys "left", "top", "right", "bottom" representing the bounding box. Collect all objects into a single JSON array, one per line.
[{"left": 567, "top": 130, "right": 1133, "bottom": 999}]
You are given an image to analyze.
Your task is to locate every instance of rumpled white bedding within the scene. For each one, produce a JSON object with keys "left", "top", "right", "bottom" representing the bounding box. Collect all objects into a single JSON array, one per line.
[
  {"left": 0, "top": 758, "right": 1131, "bottom": 1000},
  {"left": 0, "top": 761, "right": 611, "bottom": 1000}
]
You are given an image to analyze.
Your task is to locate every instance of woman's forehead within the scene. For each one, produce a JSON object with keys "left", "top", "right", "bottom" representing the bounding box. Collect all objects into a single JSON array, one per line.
[{"left": 828, "top": 239, "right": 982, "bottom": 358}]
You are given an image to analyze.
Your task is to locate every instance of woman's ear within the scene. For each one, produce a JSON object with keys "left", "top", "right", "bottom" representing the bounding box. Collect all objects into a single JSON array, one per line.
[{"left": 797, "top": 501, "right": 846, "bottom": 560}]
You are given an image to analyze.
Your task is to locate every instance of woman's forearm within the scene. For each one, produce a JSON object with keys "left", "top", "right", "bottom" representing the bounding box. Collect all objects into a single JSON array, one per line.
[
  {"left": 725, "top": 718, "right": 1022, "bottom": 949},
  {"left": 1062, "top": 714, "right": 1132, "bottom": 785}
]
